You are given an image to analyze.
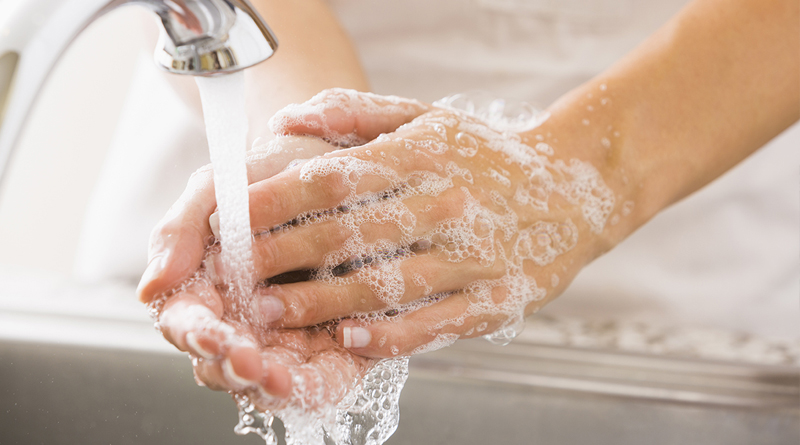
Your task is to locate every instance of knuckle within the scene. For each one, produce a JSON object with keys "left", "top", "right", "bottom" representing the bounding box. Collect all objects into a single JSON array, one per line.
[
  {"left": 149, "top": 208, "right": 209, "bottom": 253},
  {"left": 151, "top": 213, "right": 183, "bottom": 239},
  {"left": 269, "top": 184, "right": 299, "bottom": 220},
  {"left": 316, "top": 173, "right": 350, "bottom": 204},
  {"left": 283, "top": 287, "right": 325, "bottom": 327},
  {"left": 314, "top": 222, "right": 350, "bottom": 254},
  {"left": 401, "top": 264, "right": 434, "bottom": 300},
  {"left": 254, "top": 239, "right": 281, "bottom": 276}
]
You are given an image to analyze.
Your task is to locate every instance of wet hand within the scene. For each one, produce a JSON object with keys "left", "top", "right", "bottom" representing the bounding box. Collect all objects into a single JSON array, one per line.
[
  {"left": 136, "top": 91, "right": 428, "bottom": 306},
  {"left": 242, "top": 89, "right": 618, "bottom": 357},
  {"left": 136, "top": 91, "right": 430, "bottom": 403},
  {"left": 152, "top": 277, "right": 373, "bottom": 412}
]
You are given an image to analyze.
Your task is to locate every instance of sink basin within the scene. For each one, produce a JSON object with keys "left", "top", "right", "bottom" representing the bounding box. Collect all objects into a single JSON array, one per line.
[
  {"left": 0, "top": 278, "right": 797, "bottom": 444},
  {"left": 2, "top": 339, "right": 797, "bottom": 444}
]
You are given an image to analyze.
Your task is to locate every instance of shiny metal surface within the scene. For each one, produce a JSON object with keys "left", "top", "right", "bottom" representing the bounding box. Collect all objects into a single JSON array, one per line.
[
  {"left": 1, "top": 280, "right": 797, "bottom": 443},
  {"left": 148, "top": 0, "right": 278, "bottom": 75},
  {"left": 2, "top": 272, "right": 798, "bottom": 444},
  {"left": 0, "top": 0, "right": 277, "bottom": 187},
  {"left": 1, "top": 339, "right": 797, "bottom": 445}
]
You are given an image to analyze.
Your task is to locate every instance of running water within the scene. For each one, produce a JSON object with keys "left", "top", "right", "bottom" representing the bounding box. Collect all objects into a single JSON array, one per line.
[
  {"left": 195, "top": 72, "right": 254, "bottom": 304},
  {"left": 194, "top": 74, "right": 408, "bottom": 445}
]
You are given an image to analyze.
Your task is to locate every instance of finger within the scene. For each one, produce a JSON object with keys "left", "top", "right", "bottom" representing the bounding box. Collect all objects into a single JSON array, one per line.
[
  {"left": 258, "top": 253, "right": 500, "bottom": 329},
  {"left": 246, "top": 159, "right": 405, "bottom": 237},
  {"left": 242, "top": 186, "right": 462, "bottom": 281},
  {"left": 270, "top": 88, "right": 430, "bottom": 146},
  {"left": 138, "top": 136, "right": 338, "bottom": 303},
  {"left": 249, "top": 220, "right": 353, "bottom": 281},
  {"left": 158, "top": 280, "right": 225, "bottom": 351},
  {"left": 248, "top": 115, "right": 473, "bottom": 236},
  {"left": 136, "top": 164, "right": 215, "bottom": 304},
  {"left": 192, "top": 359, "right": 230, "bottom": 391},
  {"left": 336, "top": 287, "right": 511, "bottom": 358},
  {"left": 190, "top": 328, "right": 295, "bottom": 396},
  {"left": 247, "top": 346, "right": 371, "bottom": 412},
  {"left": 223, "top": 345, "right": 263, "bottom": 389},
  {"left": 193, "top": 338, "right": 367, "bottom": 412},
  {"left": 191, "top": 345, "right": 263, "bottom": 393}
]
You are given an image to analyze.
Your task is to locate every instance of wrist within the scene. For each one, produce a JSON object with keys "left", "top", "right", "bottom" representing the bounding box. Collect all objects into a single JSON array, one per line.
[{"left": 519, "top": 77, "right": 645, "bottom": 264}]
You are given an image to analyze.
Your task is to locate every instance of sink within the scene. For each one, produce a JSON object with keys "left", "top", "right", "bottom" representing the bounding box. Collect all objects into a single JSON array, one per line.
[
  {"left": 1, "top": 338, "right": 797, "bottom": 444},
  {"left": 0, "top": 277, "right": 797, "bottom": 444}
]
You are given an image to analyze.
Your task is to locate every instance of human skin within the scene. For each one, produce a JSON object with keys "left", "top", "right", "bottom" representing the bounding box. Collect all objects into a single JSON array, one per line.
[
  {"left": 137, "top": 0, "right": 799, "bottom": 408},
  {"left": 136, "top": 0, "right": 369, "bottom": 317}
]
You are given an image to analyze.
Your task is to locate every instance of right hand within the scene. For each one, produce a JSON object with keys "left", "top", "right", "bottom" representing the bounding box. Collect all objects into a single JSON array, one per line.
[
  {"left": 137, "top": 90, "right": 429, "bottom": 408},
  {"left": 153, "top": 277, "right": 374, "bottom": 412}
]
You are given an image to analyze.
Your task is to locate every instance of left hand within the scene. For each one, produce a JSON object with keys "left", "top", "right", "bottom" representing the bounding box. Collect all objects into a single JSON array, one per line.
[{"left": 243, "top": 89, "right": 619, "bottom": 357}]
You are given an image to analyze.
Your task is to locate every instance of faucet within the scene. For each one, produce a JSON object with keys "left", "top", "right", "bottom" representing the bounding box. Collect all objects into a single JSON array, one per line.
[{"left": 0, "top": 0, "right": 278, "bottom": 183}]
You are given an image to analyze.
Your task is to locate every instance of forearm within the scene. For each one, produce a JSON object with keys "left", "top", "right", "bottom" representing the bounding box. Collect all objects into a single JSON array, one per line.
[
  {"left": 532, "top": 0, "right": 799, "bottom": 252},
  {"left": 246, "top": 0, "right": 370, "bottom": 141}
]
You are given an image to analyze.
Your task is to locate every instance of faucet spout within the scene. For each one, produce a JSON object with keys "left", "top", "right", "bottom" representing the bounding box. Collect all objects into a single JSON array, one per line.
[
  {"left": 0, "top": 0, "right": 278, "bottom": 187},
  {"left": 152, "top": 0, "right": 278, "bottom": 75}
]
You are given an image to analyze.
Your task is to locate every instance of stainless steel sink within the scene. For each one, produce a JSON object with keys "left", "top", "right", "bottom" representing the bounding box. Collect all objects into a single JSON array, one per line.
[
  {"left": 0, "top": 279, "right": 797, "bottom": 444},
  {"left": 2, "top": 338, "right": 797, "bottom": 445}
]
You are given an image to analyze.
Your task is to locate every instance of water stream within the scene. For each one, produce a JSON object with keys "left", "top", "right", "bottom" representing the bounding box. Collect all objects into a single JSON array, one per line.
[
  {"left": 195, "top": 72, "right": 254, "bottom": 307},
  {"left": 195, "top": 74, "right": 406, "bottom": 445}
]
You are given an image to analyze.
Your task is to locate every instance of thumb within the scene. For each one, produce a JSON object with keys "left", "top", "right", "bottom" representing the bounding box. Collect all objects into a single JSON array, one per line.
[{"left": 269, "top": 88, "right": 429, "bottom": 147}]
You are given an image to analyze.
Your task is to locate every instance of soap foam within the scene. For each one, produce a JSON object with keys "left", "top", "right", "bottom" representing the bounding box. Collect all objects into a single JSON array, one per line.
[
  {"left": 270, "top": 88, "right": 428, "bottom": 147},
  {"left": 272, "top": 90, "right": 617, "bottom": 354}
]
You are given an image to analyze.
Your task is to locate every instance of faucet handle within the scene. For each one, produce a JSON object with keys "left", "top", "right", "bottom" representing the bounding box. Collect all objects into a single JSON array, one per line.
[{"left": 153, "top": 0, "right": 278, "bottom": 76}]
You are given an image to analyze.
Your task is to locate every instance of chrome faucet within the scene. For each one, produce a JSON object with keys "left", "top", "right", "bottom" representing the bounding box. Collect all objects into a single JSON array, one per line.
[{"left": 0, "top": 0, "right": 278, "bottom": 183}]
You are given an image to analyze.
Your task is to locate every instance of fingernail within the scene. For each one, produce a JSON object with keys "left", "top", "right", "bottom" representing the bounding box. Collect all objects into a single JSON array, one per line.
[
  {"left": 343, "top": 327, "right": 371, "bottom": 349},
  {"left": 209, "top": 211, "right": 220, "bottom": 239},
  {"left": 252, "top": 296, "right": 284, "bottom": 324},
  {"left": 185, "top": 332, "right": 215, "bottom": 359},
  {"left": 223, "top": 358, "right": 256, "bottom": 388},
  {"left": 136, "top": 253, "right": 167, "bottom": 299}
]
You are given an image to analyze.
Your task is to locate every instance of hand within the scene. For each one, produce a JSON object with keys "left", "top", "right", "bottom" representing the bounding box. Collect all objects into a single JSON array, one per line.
[
  {"left": 137, "top": 90, "right": 428, "bottom": 305},
  {"left": 137, "top": 90, "right": 429, "bottom": 405},
  {"left": 153, "top": 277, "right": 373, "bottom": 412},
  {"left": 241, "top": 89, "right": 620, "bottom": 357},
  {"left": 140, "top": 134, "right": 373, "bottom": 411}
]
